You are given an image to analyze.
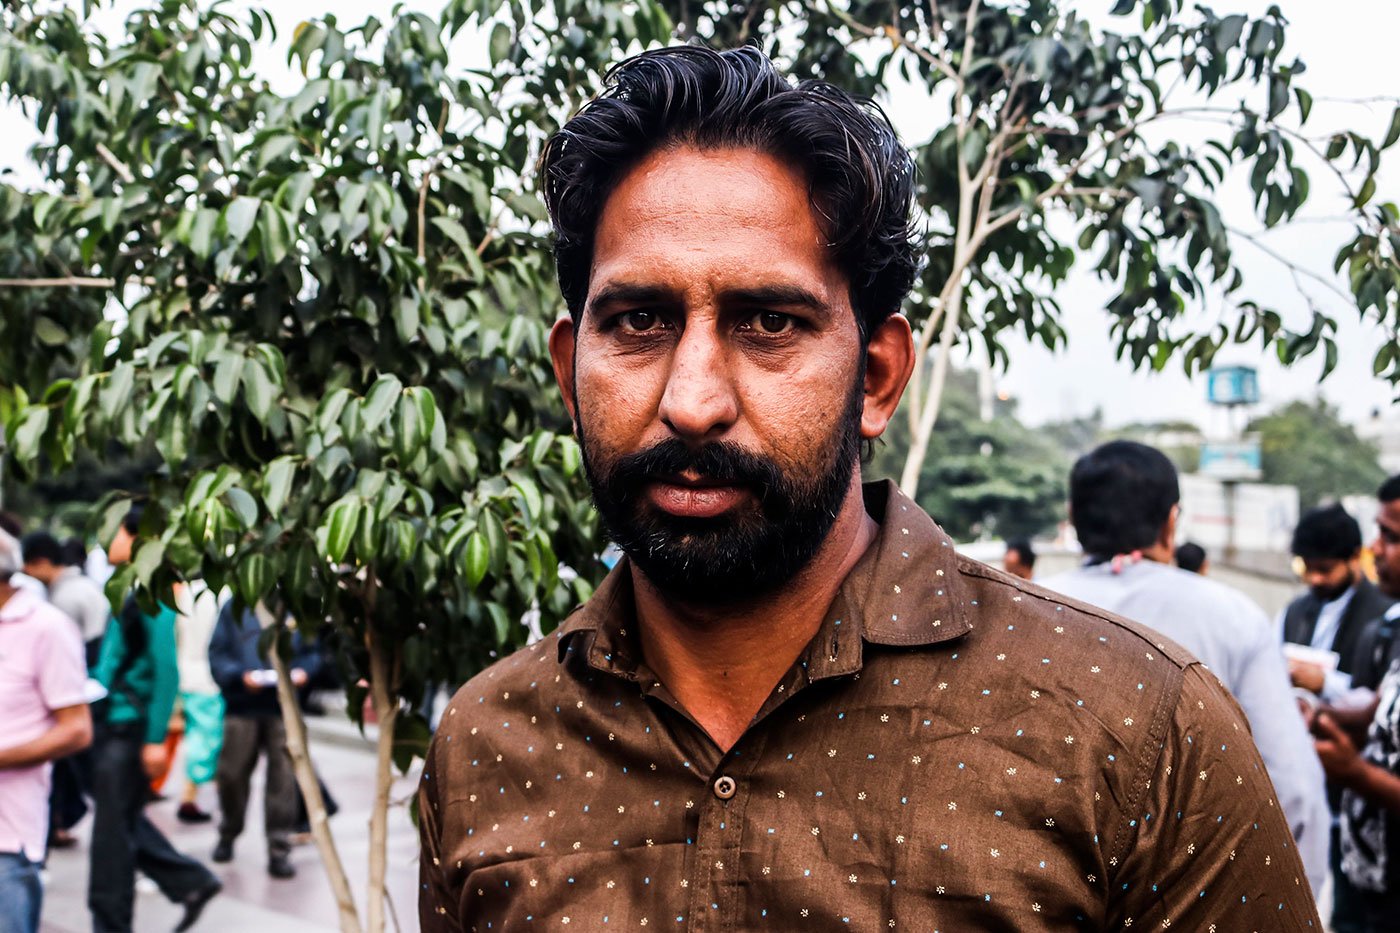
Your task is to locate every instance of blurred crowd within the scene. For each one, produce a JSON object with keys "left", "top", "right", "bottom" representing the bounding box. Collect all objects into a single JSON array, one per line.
[
  {"left": 0, "top": 507, "right": 338, "bottom": 933},
  {"left": 1005, "top": 442, "right": 1400, "bottom": 931}
]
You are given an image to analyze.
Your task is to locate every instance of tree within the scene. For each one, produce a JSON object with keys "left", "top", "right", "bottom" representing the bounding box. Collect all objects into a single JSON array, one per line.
[
  {"left": 869, "top": 368, "right": 1068, "bottom": 540},
  {"left": 0, "top": 1, "right": 675, "bottom": 928},
  {"left": 659, "top": 0, "right": 1400, "bottom": 499},
  {"left": 1250, "top": 398, "right": 1384, "bottom": 508}
]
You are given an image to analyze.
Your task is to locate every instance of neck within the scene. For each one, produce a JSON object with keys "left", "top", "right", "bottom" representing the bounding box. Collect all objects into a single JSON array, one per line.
[
  {"left": 1139, "top": 542, "right": 1174, "bottom": 565},
  {"left": 633, "top": 474, "right": 876, "bottom": 753},
  {"left": 0, "top": 582, "right": 16, "bottom": 609}
]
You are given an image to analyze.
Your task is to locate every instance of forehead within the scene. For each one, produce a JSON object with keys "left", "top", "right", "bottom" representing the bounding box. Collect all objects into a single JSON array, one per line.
[{"left": 588, "top": 145, "right": 844, "bottom": 304}]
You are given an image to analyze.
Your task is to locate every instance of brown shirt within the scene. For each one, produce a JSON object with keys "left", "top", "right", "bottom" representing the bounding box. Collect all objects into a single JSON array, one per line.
[{"left": 419, "top": 482, "right": 1320, "bottom": 931}]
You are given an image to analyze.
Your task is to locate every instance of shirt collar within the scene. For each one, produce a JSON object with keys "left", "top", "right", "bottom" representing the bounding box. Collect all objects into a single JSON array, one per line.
[{"left": 557, "top": 479, "right": 972, "bottom": 680}]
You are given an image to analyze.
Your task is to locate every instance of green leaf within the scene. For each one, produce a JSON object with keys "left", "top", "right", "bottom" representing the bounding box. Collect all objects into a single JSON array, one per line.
[
  {"left": 263, "top": 456, "right": 297, "bottom": 515},
  {"left": 362, "top": 374, "right": 402, "bottom": 432},
  {"left": 33, "top": 317, "right": 70, "bottom": 347},
  {"left": 223, "top": 196, "right": 261, "bottom": 245},
  {"left": 131, "top": 538, "right": 165, "bottom": 587},
  {"left": 1384, "top": 106, "right": 1400, "bottom": 150},
  {"left": 212, "top": 354, "right": 244, "bottom": 405},
  {"left": 463, "top": 531, "right": 489, "bottom": 590},
  {"left": 101, "top": 362, "right": 136, "bottom": 420},
  {"left": 489, "top": 22, "right": 511, "bottom": 66},
  {"left": 96, "top": 498, "right": 130, "bottom": 550},
  {"left": 394, "top": 297, "right": 419, "bottom": 342},
  {"left": 243, "top": 361, "right": 277, "bottom": 422},
  {"left": 225, "top": 487, "right": 259, "bottom": 528},
  {"left": 10, "top": 407, "right": 49, "bottom": 461},
  {"left": 236, "top": 552, "right": 273, "bottom": 606},
  {"left": 324, "top": 498, "right": 362, "bottom": 563}
]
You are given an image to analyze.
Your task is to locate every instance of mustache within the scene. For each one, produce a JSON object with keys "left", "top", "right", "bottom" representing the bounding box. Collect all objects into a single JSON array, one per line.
[{"left": 604, "top": 438, "right": 785, "bottom": 501}]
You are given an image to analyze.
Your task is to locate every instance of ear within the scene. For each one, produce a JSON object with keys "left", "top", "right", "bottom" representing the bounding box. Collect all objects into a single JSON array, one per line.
[
  {"left": 549, "top": 315, "right": 579, "bottom": 429},
  {"left": 860, "top": 313, "right": 915, "bottom": 441},
  {"left": 1159, "top": 504, "right": 1179, "bottom": 552}
]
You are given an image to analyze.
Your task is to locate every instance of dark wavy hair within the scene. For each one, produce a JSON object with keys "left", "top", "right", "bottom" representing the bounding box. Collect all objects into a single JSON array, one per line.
[
  {"left": 1070, "top": 441, "right": 1180, "bottom": 560},
  {"left": 1291, "top": 503, "right": 1361, "bottom": 560},
  {"left": 540, "top": 45, "right": 920, "bottom": 339}
]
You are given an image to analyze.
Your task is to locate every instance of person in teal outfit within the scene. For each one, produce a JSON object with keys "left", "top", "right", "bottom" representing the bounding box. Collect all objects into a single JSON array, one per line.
[{"left": 87, "top": 508, "right": 221, "bottom": 933}]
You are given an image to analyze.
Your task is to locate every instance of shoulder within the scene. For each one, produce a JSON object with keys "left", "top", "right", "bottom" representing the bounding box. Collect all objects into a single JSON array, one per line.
[
  {"left": 954, "top": 554, "right": 1201, "bottom": 673},
  {"left": 433, "top": 635, "right": 569, "bottom": 740}
]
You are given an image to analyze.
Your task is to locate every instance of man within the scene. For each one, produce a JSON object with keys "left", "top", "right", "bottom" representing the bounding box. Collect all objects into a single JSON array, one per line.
[
  {"left": 207, "top": 600, "right": 318, "bottom": 879},
  {"left": 418, "top": 47, "right": 1319, "bottom": 929},
  {"left": 20, "top": 530, "right": 106, "bottom": 850},
  {"left": 1002, "top": 537, "right": 1036, "bottom": 581},
  {"left": 1042, "top": 440, "right": 1329, "bottom": 892},
  {"left": 1306, "top": 474, "right": 1400, "bottom": 931},
  {"left": 21, "top": 530, "right": 110, "bottom": 648},
  {"left": 1283, "top": 504, "right": 1394, "bottom": 700},
  {"left": 1175, "top": 541, "right": 1208, "bottom": 575},
  {"left": 89, "top": 509, "right": 220, "bottom": 933},
  {"left": 0, "top": 528, "right": 91, "bottom": 933}
]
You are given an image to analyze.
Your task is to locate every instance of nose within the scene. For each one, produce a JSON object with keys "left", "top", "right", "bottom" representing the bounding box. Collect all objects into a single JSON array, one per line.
[{"left": 658, "top": 321, "right": 738, "bottom": 444}]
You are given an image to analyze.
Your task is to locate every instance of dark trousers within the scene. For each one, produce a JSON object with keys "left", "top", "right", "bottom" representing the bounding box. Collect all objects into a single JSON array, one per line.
[
  {"left": 87, "top": 725, "right": 216, "bottom": 933},
  {"left": 215, "top": 714, "right": 296, "bottom": 858}
]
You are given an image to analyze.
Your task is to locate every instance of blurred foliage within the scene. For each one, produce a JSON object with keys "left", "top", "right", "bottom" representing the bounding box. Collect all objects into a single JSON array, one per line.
[
  {"left": 1249, "top": 398, "right": 1384, "bottom": 508},
  {"left": 869, "top": 369, "right": 1068, "bottom": 540}
]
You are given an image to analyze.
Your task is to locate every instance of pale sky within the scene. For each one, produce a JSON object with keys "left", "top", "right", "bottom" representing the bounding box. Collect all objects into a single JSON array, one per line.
[{"left": 1, "top": 0, "right": 1395, "bottom": 429}]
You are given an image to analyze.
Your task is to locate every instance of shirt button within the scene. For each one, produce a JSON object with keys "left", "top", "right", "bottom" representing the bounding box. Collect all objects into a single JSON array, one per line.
[{"left": 713, "top": 775, "right": 737, "bottom": 800}]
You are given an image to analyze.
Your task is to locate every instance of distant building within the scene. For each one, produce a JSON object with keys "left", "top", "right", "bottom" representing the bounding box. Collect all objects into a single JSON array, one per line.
[{"left": 1357, "top": 407, "right": 1400, "bottom": 474}]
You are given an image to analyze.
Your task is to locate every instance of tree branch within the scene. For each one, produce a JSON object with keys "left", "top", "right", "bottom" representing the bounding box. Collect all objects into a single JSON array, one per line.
[
  {"left": 96, "top": 143, "right": 135, "bottom": 184},
  {"left": 0, "top": 276, "right": 116, "bottom": 288}
]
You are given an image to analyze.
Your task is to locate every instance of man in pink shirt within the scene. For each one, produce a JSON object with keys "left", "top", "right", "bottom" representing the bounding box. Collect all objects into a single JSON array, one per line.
[{"left": 0, "top": 527, "right": 92, "bottom": 933}]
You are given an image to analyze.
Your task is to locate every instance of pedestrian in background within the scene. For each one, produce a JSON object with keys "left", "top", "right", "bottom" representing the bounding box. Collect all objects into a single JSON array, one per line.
[
  {"left": 0, "top": 527, "right": 91, "bottom": 933},
  {"left": 20, "top": 531, "right": 110, "bottom": 653},
  {"left": 172, "top": 582, "right": 224, "bottom": 824},
  {"left": 88, "top": 508, "right": 220, "bottom": 933},
  {"left": 1001, "top": 536, "right": 1036, "bottom": 581},
  {"left": 1282, "top": 503, "right": 1394, "bottom": 701},
  {"left": 1175, "top": 540, "right": 1208, "bottom": 574},
  {"left": 208, "top": 601, "right": 320, "bottom": 879}
]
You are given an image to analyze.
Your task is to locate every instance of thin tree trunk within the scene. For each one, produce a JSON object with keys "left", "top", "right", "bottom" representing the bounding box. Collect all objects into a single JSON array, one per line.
[
  {"left": 271, "top": 644, "right": 364, "bottom": 933},
  {"left": 899, "top": 291, "right": 964, "bottom": 497},
  {"left": 365, "top": 620, "right": 400, "bottom": 933}
]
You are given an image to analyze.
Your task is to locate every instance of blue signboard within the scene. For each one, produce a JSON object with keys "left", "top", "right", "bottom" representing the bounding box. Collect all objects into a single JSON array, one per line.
[
  {"left": 1207, "top": 366, "right": 1260, "bottom": 406},
  {"left": 1200, "top": 440, "right": 1263, "bottom": 481}
]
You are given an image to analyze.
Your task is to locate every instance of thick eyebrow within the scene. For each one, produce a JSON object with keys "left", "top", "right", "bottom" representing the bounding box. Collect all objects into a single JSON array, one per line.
[
  {"left": 586, "top": 282, "right": 676, "bottom": 314},
  {"left": 721, "top": 284, "right": 829, "bottom": 315},
  {"left": 585, "top": 280, "right": 833, "bottom": 319}
]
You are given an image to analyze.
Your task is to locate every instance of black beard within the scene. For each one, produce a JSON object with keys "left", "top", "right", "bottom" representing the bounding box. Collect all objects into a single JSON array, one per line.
[{"left": 578, "top": 382, "right": 864, "bottom": 604}]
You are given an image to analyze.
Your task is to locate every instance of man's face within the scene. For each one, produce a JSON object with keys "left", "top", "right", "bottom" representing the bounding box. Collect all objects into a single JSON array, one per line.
[
  {"left": 1003, "top": 549, "right": 1033, "bottom": 581},
  {"left": 1299, "top": 556, "right": 1357, "bottom": 603},
  {"left": 1372, "top": 499, "right": 1400, "bottom": 599},
  {"left": 108, "top": 525, "right": 134, "bottom": 567},
  {"left": 21, "top": 557, "right": 59, "bottom": 585},
  {"left": 550, "top": 145, "right": 885, "bottom": 603}
]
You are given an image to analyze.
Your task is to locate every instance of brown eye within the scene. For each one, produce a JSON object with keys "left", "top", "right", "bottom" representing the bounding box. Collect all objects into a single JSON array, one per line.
[
  {"left": 752, "top": 312, "right": 793, "bottom": 334},
  {"left": 620, "top": 310, "right": 660, "bottom": 332}
]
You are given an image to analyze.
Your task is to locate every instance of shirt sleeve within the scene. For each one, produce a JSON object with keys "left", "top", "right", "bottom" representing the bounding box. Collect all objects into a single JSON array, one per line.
[
  {"left": 143, "top": 607, "right": 181, "bottom": 745},
  {"left": 1106, "top": 664, "right": 1321, "bottom": 930},
  {"left": 418, "top": 734, "right": 464, "bottom": 932},
  {"left": 1220, "top": 599, "right": 1330, "bottom": 893},
  {"left": 36, "top": 613, "right": 89, "bottom": 711}
]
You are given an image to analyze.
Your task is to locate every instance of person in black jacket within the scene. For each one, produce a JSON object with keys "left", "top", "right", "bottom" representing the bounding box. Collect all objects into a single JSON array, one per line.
[
  {"left": 1283, "top": 503, "right": 1395, "bottom": 699},
  {"left": 206, "top": 601, "right": 320, "bottom": 879}
]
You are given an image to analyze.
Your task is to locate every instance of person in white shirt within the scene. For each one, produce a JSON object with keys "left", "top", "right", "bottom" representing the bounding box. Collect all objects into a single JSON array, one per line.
[
  {"left": 21, "top": 531, "right": 111, "bottom": 648},
  {"left": 1043, "top": 440, "right": 1331, "bottom": 896}
]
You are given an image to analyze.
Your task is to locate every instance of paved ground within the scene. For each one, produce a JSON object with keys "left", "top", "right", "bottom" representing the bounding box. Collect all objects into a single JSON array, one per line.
[{"left": 39, "top": 717, "right": 421, "bottom": 933}]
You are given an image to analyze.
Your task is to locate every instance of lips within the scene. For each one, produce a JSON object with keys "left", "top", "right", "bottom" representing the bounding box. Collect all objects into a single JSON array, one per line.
[{"left": 645, "top": 474, "right": 751, "bottom": 518}]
